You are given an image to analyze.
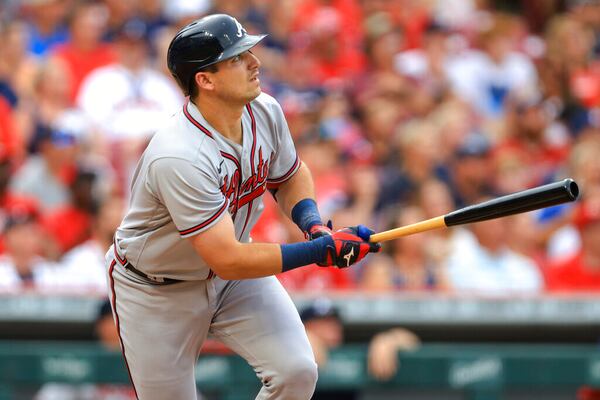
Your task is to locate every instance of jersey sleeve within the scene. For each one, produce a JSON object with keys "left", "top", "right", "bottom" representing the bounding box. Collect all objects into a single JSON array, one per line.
[
  {"left": 147, "top": 157, "right": 228, "bottom": 238},
  {"left": 266, "top": 100, "right": 301, "bottom": 189}
]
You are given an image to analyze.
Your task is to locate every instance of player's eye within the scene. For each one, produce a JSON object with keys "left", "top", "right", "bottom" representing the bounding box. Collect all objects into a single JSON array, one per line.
[{"left": 232, "top": 55, "right": 241, "bottom": 62}]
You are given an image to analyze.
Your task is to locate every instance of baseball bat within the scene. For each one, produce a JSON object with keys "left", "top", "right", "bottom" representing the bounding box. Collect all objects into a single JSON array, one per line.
[{"left": 370, "top": 178, "right": 579, "bottom": 243}]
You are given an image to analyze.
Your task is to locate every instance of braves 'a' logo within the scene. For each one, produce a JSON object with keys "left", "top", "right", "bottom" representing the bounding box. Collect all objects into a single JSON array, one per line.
[{"left": 233, "top": 18, "right": 245, "bottom": 37}]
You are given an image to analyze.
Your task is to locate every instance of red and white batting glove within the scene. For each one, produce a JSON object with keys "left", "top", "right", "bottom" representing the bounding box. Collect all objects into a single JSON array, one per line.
[{"left": 321, "top": 225, "right": 381, "bottom": 269}]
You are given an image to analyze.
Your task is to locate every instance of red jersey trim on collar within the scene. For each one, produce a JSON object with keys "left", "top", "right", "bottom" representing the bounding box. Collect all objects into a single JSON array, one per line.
[{"left": 183, "top": 100, "right": 214, "bottom": 139}]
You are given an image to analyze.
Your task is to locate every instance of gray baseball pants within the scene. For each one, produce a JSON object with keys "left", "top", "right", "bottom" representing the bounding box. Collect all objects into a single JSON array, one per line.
[{"left": 106, "top": 252, "right": 317, "bottom": 399}]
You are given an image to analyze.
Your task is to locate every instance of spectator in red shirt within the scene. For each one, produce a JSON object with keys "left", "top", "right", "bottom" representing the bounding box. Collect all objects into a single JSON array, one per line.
[
  {"left": 545, "top": 198, "right": 600, "bottom": 292},
  {"left": 42, "top": 170, "right": 98, "bottom": 256},
  {"left": 0, "top": 96, "right": 22, "bottom": 162},
  {"left": 52, "top": 0, "right": 117, "bottom": 103},
  {"left": 290, "top": 0, "right": 365, "bottom": 85}
]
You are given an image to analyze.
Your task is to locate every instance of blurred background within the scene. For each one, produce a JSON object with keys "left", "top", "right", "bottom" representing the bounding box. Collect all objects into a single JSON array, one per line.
[{"left": 1, "top": 0, "right": 600, "bottom": 399}]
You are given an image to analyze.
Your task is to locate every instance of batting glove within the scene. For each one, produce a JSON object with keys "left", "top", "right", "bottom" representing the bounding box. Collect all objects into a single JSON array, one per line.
[
  {"left": 321, "top": 225, "right": 381, "bottom": 269},
  {"left": 307, "top": 220, "right": 333, "bottom": 241}
]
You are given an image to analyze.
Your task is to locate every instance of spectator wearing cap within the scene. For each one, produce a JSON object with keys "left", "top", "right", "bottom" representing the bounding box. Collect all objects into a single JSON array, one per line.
[
  {"left": 544, "top": 198, "right": 600, "bottom": 292},
  {"left": 76, "top": 16, "right": 182, "bottom": 194},
  {"left": 10, "top": 125, "right": 78, "bottom": 211},
  {"left": 0, "top": 204, "right": 62, "bottom": 291},
  {"left": 51, "top": 0, "right": 117, "bottom": 103},
  {"left": 300, "top": 298, "right": 420, "bottom": 399}
]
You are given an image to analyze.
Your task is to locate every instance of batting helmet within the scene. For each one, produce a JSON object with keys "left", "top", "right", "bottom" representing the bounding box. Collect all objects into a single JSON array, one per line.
[{"left": 167, "top": 14, "right": 267, "bottom": 96}]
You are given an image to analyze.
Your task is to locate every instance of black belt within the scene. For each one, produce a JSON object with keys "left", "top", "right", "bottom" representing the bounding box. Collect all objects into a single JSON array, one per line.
[{"left": 123, "top": 262, "right": 183, "bottom": 285}]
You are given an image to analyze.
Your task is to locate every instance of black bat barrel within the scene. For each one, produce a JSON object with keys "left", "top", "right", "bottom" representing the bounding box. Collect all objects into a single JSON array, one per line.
[{"left": 444, "top": 178, "right": 579, "bottom": 227}]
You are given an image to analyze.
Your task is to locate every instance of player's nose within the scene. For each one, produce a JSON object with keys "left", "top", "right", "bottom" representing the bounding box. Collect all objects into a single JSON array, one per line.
[{"left": 247, "top": 51, "right": 261, "bottom": 69}]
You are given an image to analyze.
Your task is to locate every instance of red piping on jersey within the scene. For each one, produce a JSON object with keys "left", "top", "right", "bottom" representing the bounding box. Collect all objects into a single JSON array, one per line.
[
  {"left": 183, "top": 100, "right": 213, "bottom": 139},
  {"left": 108, "top": 260, "right": 140, "bottom": 399},
  {"left": 246, "top": 103, "right": 257, "bottom": 175},
  {"left": 179, "top": 199, "right": 229, "bottom": 236},
  {"left": 113, "top": 239, "right": 127, "bottom": 266},
  {"left": 220, "top": 151, "right": 241, "bottom": 171},
  {"left": 239, "top": 101, "right": 260, "bottom": 241},
  {"left": 267, "top": 155, "right": 300, "bottom": 189}
]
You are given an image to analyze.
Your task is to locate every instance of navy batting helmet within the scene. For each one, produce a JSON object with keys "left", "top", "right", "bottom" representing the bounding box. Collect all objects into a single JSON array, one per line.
[{"left": 167, "top": 14, "right": 267, "bottom": 96}]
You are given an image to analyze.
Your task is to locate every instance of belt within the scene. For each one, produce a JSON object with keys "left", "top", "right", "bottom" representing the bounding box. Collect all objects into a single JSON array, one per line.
[
  {"left": 113, "top": 240, "right": 182, "bottom": 285},
  {"left": 123, "top": 262, "right": 182, "bottom": 285},
  {"left": 113, "top": 239, "right": 215, "bottom": 283}
]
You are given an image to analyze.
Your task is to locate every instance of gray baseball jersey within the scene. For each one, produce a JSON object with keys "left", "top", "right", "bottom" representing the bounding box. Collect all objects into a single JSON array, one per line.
[
  {"left": 114, "top": 92, "right": 300, "bottom": 280},
  {"left": 107, "top": 92, "right": 317, "bottom": 399}
]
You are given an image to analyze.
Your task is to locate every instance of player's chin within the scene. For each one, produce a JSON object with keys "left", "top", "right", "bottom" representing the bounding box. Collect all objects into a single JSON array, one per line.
[{"left": 247, "top": 85, "right": 262, "bottom": 101}]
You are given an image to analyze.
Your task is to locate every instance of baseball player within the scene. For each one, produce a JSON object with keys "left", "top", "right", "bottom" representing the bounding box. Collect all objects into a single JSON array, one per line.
[{"left": 106, "top": 14, "right": 380, "bottom": 400}]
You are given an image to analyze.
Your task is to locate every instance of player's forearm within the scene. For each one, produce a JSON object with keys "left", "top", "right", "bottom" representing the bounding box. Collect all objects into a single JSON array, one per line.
[
  {"left": 211, "top": 242, "right": 283, "bottom": 279},
  {"left": 209, "top": 240, "right": 328, "bottom": 280},
  {"left": 190, "top": 211, "right": 327, "bottom": 280},
  {"left": 274, "top": 162, "right": 316, "bottom": 218}
]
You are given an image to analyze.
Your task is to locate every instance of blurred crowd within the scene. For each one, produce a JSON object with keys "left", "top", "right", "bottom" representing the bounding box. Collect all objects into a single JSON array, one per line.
[{"left": 0, "top": 0, "right": 599, "bottom": 296}]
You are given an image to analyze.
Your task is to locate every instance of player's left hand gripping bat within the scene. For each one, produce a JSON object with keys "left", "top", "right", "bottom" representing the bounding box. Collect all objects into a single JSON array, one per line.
[{"left": 370, "top": 178, "right": 579, "bottom": 243}]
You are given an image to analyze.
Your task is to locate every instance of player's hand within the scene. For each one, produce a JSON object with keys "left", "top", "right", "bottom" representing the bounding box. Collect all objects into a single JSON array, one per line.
[
  {"left": 307, "top": 221, "right": 334, "bottom": 267},
  {"left": 306, "top": 220, "right": 333, "bottom": 241},
  {"left": 321, "top": 225, "right": 381, "bottom": 268}
]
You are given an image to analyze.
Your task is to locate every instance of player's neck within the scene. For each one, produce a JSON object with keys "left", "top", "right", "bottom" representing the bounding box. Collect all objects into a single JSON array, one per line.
[{"left": 194, "top": 97, "right": 243, "bottom": 144}]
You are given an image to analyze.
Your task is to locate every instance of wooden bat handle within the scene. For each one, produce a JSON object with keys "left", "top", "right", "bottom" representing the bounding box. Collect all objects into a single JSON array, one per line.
[{"left": 370, "top": 216, "right": 446, "bottom": 243}]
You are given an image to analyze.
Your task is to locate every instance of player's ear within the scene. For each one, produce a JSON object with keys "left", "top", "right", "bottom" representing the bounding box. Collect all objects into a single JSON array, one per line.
[{"left": 195, "top": 71, "right": 215, "bottom": 92}]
